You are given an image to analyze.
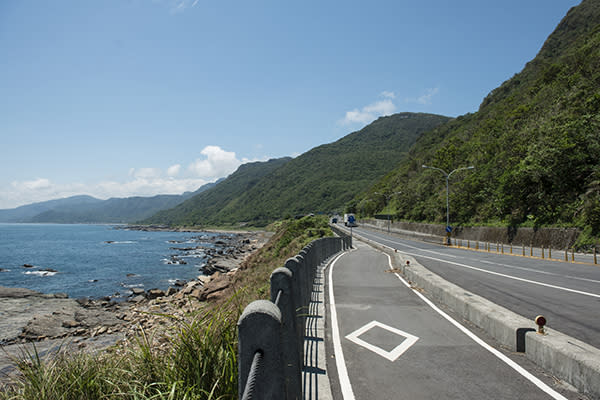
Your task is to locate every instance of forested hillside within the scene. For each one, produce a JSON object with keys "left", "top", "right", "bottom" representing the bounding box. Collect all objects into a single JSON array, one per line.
[
  {"left": 357, "top": 0, "right": 600, "bottom": 245},
  {"left": 144, "top": 113, "right": 450, "bottom": 226},
  {"left": 143, "top": 157, "right": 293, "bottom": 226}
]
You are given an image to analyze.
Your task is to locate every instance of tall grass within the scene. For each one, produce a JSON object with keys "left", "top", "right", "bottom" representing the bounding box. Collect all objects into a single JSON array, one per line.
[{"left": 0, "top": 299, "right": 240, "bottom": 400}]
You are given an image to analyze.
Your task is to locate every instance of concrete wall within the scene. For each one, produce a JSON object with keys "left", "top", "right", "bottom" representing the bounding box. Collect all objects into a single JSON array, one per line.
[{"left": 361, "top": 218, "right": 580, "bottom": 249}]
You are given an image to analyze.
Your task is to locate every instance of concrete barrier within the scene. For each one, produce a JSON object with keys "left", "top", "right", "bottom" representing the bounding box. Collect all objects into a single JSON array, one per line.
[{"left": 238, "top": 233, "right": 351, "bottom": 399}]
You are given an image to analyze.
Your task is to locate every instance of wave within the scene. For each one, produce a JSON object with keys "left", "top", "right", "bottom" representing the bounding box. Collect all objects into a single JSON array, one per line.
[
  {"left": 120, "top": 282, "right": 144, "bottom": 288},
  {"left": 24, "top": 270, "right": 57, "bottom": 277},
  {"left": 104, "top": 240, "right": 136, "bottom": 244}
]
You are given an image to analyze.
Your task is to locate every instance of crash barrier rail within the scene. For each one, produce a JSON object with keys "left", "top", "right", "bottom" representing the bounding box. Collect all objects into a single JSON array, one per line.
[
  {"left": 361, "top": 220, "right": 598, "bottom": 265},
  {"left": 449, "top": 238, "right": 599, "bottom": 264},
  {"left": 238, "top": 234, "right": 352, "bottom": 400}
]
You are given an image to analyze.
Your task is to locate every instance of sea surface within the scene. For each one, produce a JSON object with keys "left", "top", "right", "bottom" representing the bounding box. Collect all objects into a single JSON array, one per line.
[{"left": 0, "top": 223, "right": 227, "bottom": 299}]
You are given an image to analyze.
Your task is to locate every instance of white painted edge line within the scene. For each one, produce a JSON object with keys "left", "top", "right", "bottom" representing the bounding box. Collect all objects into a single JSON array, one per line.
[
  {"left": 345, "top": 320, "right": 419, "bottom": 362},
  {"left": 327, "top": 251, "right": 356, "bottom": 400},
  {"left": 382, "top": 252, "right": 569, "bottom": 400},
  {"left": 371, "top": 234, "right": 600, "bottom": 299},
  {"left": 408, "top": 251, "right": 600, "bottom": 299}
]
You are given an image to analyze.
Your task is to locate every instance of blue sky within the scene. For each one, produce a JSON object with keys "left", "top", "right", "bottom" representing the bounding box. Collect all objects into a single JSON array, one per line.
[{"left": 0, "top": 0, "right": 581, "bottom": 208}]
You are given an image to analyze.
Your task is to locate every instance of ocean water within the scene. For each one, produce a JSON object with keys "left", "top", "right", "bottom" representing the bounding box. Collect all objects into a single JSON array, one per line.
[{"left": 0, "top": 223, "right": 228, "bottom": 299}]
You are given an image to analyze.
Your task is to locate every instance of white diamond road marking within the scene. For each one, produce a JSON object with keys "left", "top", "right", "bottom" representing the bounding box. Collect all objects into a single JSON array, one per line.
[{"left": 345, "top": 320, "right": 419, "bottom": 362}]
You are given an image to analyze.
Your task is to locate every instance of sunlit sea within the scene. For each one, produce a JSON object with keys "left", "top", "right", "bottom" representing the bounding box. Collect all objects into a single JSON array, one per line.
[{"left": 0, "top": 223, "right": 225, "bottom": 299}]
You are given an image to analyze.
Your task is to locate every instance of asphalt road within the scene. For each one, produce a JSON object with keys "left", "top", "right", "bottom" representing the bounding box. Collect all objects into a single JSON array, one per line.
[
  {"left": 325, "top": 242, "right": 580, "bottom": 400},
  {"left": 346, "top": 225, "right": 600, "bottom": 350}
]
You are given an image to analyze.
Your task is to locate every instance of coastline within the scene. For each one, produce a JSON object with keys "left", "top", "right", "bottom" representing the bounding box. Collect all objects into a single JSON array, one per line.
[{"left": 0, "top": 229, "right": 272, "bottom": 382}]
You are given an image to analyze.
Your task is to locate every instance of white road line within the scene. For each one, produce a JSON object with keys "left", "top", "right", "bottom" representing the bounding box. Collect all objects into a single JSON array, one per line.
[
  {"left": 383, "top": 253, "right": 568, "bottom": 400},
  {"left": 410, "top": 252, "right": 600, "bottom": 299},
  {"left": 370, "top": 236, "right": 600, "bottom": 299},
  {"left": 345, "top": 321, "right": 419, "bottom": 362},
  {"left": 327, "top": 251, "right": 356, "bottom": 400}
]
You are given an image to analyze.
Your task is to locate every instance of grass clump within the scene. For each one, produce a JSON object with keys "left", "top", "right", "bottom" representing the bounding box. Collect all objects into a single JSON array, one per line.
[{"left": 1, "top": 301, "right": 239, "bottom": 400}]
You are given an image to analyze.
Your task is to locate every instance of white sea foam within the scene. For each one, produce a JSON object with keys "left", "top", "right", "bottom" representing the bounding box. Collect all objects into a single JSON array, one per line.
[
  {"left": 24, "top": 270, "right": 57, "bottom": 277},
  {"left": 181, "top": 253, "right": 205, "bottom": 258},
  {"left": 121, "top": 283, "right": 144, "bottom": 288}
]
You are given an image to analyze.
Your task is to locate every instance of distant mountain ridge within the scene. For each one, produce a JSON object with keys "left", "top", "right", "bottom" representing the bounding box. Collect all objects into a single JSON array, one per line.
[
  {"left": 144, "top": 112, "right": 451, "bottom": 226},
  {"left": 0, "top": 181, "right": 219, "bottom": 223}
]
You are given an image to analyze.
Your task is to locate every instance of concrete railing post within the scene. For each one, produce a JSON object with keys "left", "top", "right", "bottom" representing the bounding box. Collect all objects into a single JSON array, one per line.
[
  {"left": 238, "top": 236, "right": 348, "bottom": 400},
  {"left": 285, "top": 256, "right": 307, "bottom": 358},
  {"left": 271, "top": 267, "right": 302, "bottom": 400},
  {"left": 238, "top": 300, "right": 284, "bottom": 400}
]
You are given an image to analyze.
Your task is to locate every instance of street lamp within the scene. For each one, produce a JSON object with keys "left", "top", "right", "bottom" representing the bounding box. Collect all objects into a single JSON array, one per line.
[
  {"left": 422, "top": 164, "right": 474, "bottom": 244},
  {"left": 374, "top": 191, "right": 402, "bottom": 233}
]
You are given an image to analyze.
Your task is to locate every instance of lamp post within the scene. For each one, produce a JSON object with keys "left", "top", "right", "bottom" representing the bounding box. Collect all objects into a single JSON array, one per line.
[
  {"left": 422, "top": 164, "right": 474, "bottom": 244},
  {"left": 374, "top": 191, "right": 401, "bottom": 233}
]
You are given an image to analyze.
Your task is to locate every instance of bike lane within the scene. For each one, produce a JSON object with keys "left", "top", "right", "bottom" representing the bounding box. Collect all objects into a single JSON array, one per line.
[{"left": 325, "top": 241, "right": 575, "bottom": 400}]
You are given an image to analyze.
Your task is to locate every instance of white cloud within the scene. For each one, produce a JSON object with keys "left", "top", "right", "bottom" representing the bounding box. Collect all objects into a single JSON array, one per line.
[
  {"left": 417, "top": 87, "right": 439, "bottom": 105},
  {"left": 165, "top": 0, "right": 200, "bottom": 13},
  {"left": 0, "top": 145, "right": 252, "bottom": 209},
  {"left": 167, "top": 164, "right": 181, "bottom": 177},
  {"left": 188, "top": 145, "right": 241, "bottom": 179},
  {"left": 340, "top": 95, "right": 397, "bottom": 126},
  {"left": 129, "top": 167, "right": 161, "bottom": 179},
  {"left": 405, "top": 87, "right": 440, "bottom": 105},
  {"left": 15, "top": 178, "right": 52, "bottom": 190}
]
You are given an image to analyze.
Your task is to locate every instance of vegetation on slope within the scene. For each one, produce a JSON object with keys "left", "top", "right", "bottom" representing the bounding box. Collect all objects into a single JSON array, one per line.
[
  {"left": 0, "top": 216, "right": 332, "bottom": 399},
  {"left": 146, "top": 113, "right": 450, "bottom": 227},
  {"left": 143, "top": 157, "right": 292, "bottom": 227},
  {"left": 355, "top": 0, "right": 600, "bottom": 246}
]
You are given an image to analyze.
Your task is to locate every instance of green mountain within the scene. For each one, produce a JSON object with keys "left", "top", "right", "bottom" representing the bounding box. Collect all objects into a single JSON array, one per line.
[
  {"left": 358, "top": 0, "right": 600, "bottom": 241},
  {"left": 145, "top": 113, "right": 450, "bottom": 226},
  {"left": 144, "top": 157, "right": 293, "bottom": 226}
]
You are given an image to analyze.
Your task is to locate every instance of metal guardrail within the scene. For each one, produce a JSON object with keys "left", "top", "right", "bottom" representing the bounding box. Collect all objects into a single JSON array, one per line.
[{"left": 238, "top": 234, "right": 352, "bottom": 400}]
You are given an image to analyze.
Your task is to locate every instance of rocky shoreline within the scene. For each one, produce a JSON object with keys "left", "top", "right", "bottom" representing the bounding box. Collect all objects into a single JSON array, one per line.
[{"left": 0, "top": 230, "right": 272, "bottom": 382}]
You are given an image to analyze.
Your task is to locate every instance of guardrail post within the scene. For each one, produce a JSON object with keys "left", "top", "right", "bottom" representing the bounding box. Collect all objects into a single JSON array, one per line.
[
  {"left": 271, "top": 268, "right": 302, "bottom": 399},
  {"left": 238, "top": 300, "right": 284, "bottom": 400},
  {"left": 530, "top": 243, "right": 533, "bottom": 257}
]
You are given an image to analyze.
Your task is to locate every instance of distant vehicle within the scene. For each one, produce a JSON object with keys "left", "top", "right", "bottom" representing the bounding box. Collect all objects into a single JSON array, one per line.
[
  {"left": 331, "top": 217, "right": 338, "bottom": 223},
  {"left": 344, "top": 213, "right": 357, "bottom": 227}
]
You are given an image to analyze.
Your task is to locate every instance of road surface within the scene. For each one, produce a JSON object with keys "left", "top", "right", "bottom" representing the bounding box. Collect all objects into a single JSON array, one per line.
[
  {"left": 344, "top": 225, "right": 600, "bottom": 350},
  {"left": 325, "top": 241, "right": 582, "bottom": 399}
]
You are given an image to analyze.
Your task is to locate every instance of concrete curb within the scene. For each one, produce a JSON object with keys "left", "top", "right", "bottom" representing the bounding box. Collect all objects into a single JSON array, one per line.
[{"left": 352, "top": 230, "right": 600, "bottom": 400}]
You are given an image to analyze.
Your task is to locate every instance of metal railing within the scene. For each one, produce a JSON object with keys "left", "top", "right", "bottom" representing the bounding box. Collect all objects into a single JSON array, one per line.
[{"left": 238, "top": 234, "right": 352, "bottom": 400}]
